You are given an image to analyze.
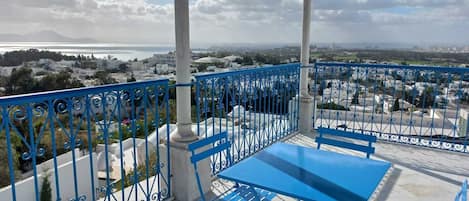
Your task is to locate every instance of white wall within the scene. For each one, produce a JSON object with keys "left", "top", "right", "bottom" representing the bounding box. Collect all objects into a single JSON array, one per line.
[
  {"left": 95, "top": 138, "right": 160, "bottom": 179},
  {"left": 0, "top": 154, "right": 98, "bottom": 201},
  {"left": 22, "top": 149, "right": 81, "bottom": 178}
]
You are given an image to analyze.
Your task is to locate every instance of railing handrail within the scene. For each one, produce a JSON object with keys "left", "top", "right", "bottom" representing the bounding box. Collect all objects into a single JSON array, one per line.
[
  {"left": 0, "top": 79, "right": 169, "bottom": 106},
  {"left": 194, "top": 63, "right": 300, "bottom": 80},
  {"left": 315, "top": 62, "right": 469, "bottom": 73}
]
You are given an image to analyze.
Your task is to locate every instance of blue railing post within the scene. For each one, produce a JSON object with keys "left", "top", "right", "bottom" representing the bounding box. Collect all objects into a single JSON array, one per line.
[
  {"left": 3, "top": 105, "right": 17, "bottom": 201},
  {"left": 26, "top": 105, "right": 40, "bottom": 201},
  {"left": 85, "top": 96, "right": 97, "bottom": 201},
  {"left": 47, "top": 99, "right": 62, "bottom": 201}
]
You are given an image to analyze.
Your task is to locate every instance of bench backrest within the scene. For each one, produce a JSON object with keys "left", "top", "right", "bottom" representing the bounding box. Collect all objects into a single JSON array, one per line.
[
  {"left": 316, "top": 127, "right": 377, "bottom": 158},
  {"left": 188, "top": 132, "right": 231, "bottom": 201}
]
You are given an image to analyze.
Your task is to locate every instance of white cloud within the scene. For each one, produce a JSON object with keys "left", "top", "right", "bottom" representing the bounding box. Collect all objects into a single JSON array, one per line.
[{"left": 0, "top": 0, "right": 468, "bottom": 44}]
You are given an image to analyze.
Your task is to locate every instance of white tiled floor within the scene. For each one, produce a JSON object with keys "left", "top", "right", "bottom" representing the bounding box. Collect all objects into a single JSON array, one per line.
[{"left": 211, "top": 132, "right": 469, "bottom": 201}]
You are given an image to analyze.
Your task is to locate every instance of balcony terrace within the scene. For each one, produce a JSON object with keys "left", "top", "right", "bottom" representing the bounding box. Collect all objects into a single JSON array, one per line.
[
  {"left": 0, "top": 62, "right": 468, "bottom": 201},
  {"left": 1, "top": 0, "right": 468, "bottom": 200}
]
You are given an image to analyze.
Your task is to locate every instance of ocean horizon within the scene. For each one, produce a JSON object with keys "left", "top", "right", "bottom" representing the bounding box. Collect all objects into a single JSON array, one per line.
[{"left": 0, "top": 42, "right": 184, "bottom": 61}]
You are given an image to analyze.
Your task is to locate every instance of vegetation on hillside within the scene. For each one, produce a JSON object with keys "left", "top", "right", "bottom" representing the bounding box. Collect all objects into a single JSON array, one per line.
[
  {"left": 0, "top": 49, "right": 76, "bottom": 66},
  {"left": 1, "top": 67, "right": 84, "bottom": 96}
]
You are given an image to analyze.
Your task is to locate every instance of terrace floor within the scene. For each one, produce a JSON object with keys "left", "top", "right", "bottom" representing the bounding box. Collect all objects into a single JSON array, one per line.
[{"left": 209, "top": 132, "right": 469, "bottom": 201}]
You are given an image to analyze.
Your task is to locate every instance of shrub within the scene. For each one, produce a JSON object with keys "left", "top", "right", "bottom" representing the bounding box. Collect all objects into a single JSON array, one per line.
[{"left": 40, "top": 170, "right": 52, "bottom": 201}]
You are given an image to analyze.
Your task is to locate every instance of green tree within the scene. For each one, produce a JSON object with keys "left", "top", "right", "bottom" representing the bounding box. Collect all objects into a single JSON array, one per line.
[
  {"left": 127, "top": 73, "right": 136, "bottom": 82},
  {"left": 351, "top": 91, "right": 360, "bottom": 105},
  {"left": 94, "top": 71, "right": 117, "bottom": 85},
  {"left": 241, "top": 56, "right": 254, "bottom": 65},
  {"left": 0, "top": 138, "right": 20, "bottom": 188},
  {"left": 5, "top": 67, "right": 36, "bottom": 95},
  {"left": 317, "top": 102, "right": 349, "bottom": 111},
  {"left": 196, "top": 63, "right": 209, "bottom": 72},
  {"left": 418, "top": 87, "right": 436, "bottom": 108},
  {"left": 0, "top": 49, "right": 76, "bottom": 66},
  {"left": 392, "top": 98, "right": 400, "bottom": 111},
  {"left": 0, "top": 75, "right": 7, "bottom": 88},
  {"left": 118, "top": 63, "right": 129, "bottom": 73},
  {"left": 40, "top": 170, "right": 52, "bottom": 201},
  {"left": 317, "top": 81, "right": 326, "bottom": 96},
  {"left": 37, "top": 71, "right": 84, "bottom": 91},
  {"left": 254, "top": 54, "right": 266, "bottom": 64}
]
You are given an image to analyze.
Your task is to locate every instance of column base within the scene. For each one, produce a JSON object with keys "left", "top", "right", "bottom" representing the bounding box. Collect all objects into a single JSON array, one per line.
[
  {"left": 170, "top": 125, "right": 198, "bottom": 143},
  {"left": 169, "top": 130, "right": 212, "bottom": 201}
]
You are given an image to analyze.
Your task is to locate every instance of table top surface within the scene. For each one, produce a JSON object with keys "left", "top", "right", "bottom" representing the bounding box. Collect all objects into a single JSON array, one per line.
[{"left": 218, "top": 143, "right": 391, "bottom": 201}]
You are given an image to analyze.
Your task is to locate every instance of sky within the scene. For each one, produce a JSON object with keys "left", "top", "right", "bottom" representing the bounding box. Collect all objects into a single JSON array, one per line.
[{"left": 0, "top": 0, "right": 469, "bottom": 45}]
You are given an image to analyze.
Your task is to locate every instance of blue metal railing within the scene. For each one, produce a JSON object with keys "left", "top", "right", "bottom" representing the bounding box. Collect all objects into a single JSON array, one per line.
[
  {"left": 311, "top": 62, "right": 469, "bottom": 153},
  {"left": 194, "top": 63, "right": 301, "bottom": 173},
  {"left": 0, "top": 80, "right": 172, "bottom": 201},
  {"left": 3, "top": 61, "right": 468, "bottom": 201}
]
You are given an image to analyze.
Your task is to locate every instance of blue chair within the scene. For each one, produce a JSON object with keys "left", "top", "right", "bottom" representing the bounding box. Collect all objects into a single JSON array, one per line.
[
  {"left": 189, "top": 132, "right": 232, "bottom": 201},
  {"left": 455, "top": 179, "right": 468, "bottom": 201},
  {"left": 316, "top": 127, "right": 377, "bottom": 158}
]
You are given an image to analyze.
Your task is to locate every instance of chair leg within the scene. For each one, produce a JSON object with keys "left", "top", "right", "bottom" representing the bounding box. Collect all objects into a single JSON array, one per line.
[
  {"left": 248, "top": 185, "right": 260, "bottom": 201},
  {"left": 193, "top": 165, "right": 206, "bottom": 201}
]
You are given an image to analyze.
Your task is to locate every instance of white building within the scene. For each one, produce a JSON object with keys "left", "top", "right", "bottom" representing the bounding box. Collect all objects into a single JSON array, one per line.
[
  {"left": 154, "top": 64, "right": 176, "bottom": 74},
  {"left": 146, "top": 53, "right": 176, "bottom": 67}
]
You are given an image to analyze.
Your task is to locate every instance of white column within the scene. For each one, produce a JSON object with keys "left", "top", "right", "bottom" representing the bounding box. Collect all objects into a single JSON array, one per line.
[
  {"left": 300, "top": 0, "right": 312, "bottom": 96},
  {"left": 172, "top": 0, "right": 197, "bottom": 142},
  {"left": 168, "top": 1, "right": 211, "bottom": 201},
  {"left": 299, "top": 0, "right": 314, "bottom": 134}
]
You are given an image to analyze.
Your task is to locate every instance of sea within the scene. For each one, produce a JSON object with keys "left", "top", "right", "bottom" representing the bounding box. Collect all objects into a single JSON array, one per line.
[{"left": 0, "top": 42, "right": 191, "bottom": 61}]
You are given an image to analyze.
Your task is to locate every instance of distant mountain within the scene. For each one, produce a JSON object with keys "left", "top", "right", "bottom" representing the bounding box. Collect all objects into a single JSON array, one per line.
[{"left": 0, "top": 30, "right": 98, "bottom": 43}]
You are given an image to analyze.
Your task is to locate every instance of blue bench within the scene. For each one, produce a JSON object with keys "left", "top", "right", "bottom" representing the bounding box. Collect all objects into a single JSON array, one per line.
[
  {"left": 455, "top": 179, "right": 467, "bottom": 201},
  {"left": 316, "top": 127, "right": 377, "bottom": 158}
]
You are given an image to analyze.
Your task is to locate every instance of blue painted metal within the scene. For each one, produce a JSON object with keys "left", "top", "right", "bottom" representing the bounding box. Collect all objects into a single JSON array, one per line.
[
  {"left": 0, "top": 79, "right": 171, "bottom": 201},
  {"left": 217, "top": 143, "right": 391, "bottom": 201},
  {"left": 455, "top": 179, "right": 468, "bottom": 201},
  {"left": 318, "top": 127, "right": 377, "bottom": 142},
  {"left": 218, "top": 185, "right": 276, "bottom": 201},
  {"left": 194, "top": 63, "right": 301, "bottom": 174},
  {"left": 189, "top": 132, "right": 232, "bottom": 201},
  {"left": 316, "top": 127, "right": 376, "bottom": 158},
  {"left": 189, "top": 131, "right": 229, "bottom": 151},
  {"left": 311, "top": 62, "right": 469, "bottom": 154},
  {"left": 316, "top": 138, "right": 375, "bottom": 158},
  {"left": 191, "top": 143, "right": 231, "bottom": 164}
]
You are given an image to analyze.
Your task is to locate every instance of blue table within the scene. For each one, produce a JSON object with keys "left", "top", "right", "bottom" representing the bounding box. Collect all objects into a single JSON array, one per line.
[{"left": 218, "top": 143, "right": 391, "bottom": 201}]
